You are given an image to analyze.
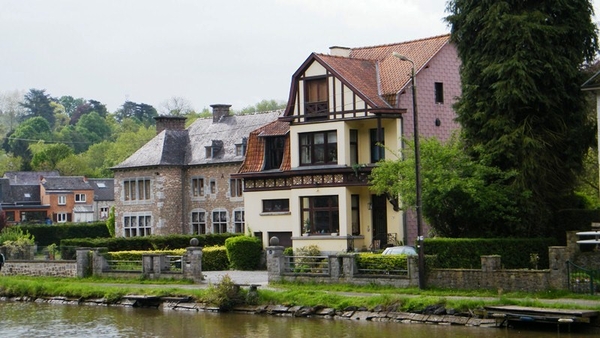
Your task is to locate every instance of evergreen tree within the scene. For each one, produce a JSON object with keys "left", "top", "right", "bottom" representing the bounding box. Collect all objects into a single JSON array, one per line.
[
  {"left": 20, "top": 89, "right": 56, "bottom": 127},
  {"left": 446, "top": 0, "right": 599, "bottom": 236}
]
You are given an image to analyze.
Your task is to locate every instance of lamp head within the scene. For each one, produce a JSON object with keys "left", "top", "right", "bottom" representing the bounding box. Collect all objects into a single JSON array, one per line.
[{"left": 392, "top": 52, "right": 410, "bottom": 61}]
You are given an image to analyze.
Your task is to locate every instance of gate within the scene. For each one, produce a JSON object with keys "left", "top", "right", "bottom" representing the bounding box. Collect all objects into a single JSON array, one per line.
[{"left": 567, "top": 261, "right": 600, "bottom": 295}]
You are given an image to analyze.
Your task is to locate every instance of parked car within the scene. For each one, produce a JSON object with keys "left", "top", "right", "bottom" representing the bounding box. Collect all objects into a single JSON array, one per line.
[{"left": 381, "top": 246, "right": 417, "bottom": 256}]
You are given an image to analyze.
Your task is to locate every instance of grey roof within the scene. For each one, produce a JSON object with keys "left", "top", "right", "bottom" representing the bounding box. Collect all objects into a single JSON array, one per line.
[
  {"left": 3, "top": 171, "right": 59, "bottom": 185},
  {"left": 41, "top": 176, "right": 93, "bottom": 191},
  {"left": 0, "top": 182, "right": 40, "bottom": 204},
  {"left": 88, "top": 178, "right": 115, "bottom": 201},
  {"left": 113, "top": 111, "right": 282, "bottom": 169}
]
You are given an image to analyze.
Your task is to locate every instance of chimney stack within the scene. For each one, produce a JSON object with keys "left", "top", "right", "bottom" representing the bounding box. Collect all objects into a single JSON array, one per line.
[
  {"left": 211, "top": 104, "right": 232, "bottom": 123},
  {"left": 329, "top": 46, "right": 351, "bottom": 57},
  {"left": 154, "top": 116, "right": 187, "bottom": 135}
]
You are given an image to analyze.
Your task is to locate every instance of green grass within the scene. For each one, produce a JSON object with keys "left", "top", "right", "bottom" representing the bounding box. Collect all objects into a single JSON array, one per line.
[{"left": 1, "top": 276, "right": 599, "bottom": 312}]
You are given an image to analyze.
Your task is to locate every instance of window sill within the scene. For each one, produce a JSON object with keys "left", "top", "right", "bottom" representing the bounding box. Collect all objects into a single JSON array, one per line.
[{"left": 260, "top": 211, "right": 291, "bottom": 216}]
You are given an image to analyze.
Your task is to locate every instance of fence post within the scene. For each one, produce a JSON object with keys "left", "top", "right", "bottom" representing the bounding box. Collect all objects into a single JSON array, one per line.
[
  {"left": 330, "top": 255, "right": 340, "bottom": 280},
  {"left": 91, "top": 247, "right": 108, "bottom": 277},
  {"left": 407, "top": 256, "right": 419, "bottom": 287},
  {"left": 76, "top": 248, "right": 92, "bottom": 278},
  {"left": 266, "top": 236, "right": 284, "bottom": 283},
  {"left": 549, "top": 246, "right": 568, "bottom": 290},
  {"left": 183, "top": 238, "right": 203, "bottom": 283}
]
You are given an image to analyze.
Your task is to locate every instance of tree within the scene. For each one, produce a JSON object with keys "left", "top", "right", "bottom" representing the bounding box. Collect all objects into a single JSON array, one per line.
[
  {"left": 370, "top": 137, "right": 524, "bottom": 238},
  {"left": 159, "top": 96, "right": 194, "bottom": 116},
  {"left": 238, "top": 99, "right": 286, "bottom": 115},
  {"left": 7, "top": 117, "right": 52, "bottom": 166},
  {"left": 446, "top": 0, "right": 599, "bottom": 235},
  {"left": 30, "top": 143, "right": 74, "bottom": 171},
  {"left": 115, "top": 101, "right": 158, "bottom": 126},
  {"left": 0, "top": 90, "right": 25, "bottom": 133},
  {"left": 75, "top": 111, "right": 112, "bottom": 145},
  {"left": 20, "top": 89, "right": 56, "bottom": 127},
  {"left": 0, "top": 152, "right": 23, "bottom": 175}
]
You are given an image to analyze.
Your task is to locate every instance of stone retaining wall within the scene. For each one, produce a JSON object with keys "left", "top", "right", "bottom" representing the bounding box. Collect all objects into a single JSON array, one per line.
[{"left": 1, "top": 261, "right": 77, "bottom": 277}]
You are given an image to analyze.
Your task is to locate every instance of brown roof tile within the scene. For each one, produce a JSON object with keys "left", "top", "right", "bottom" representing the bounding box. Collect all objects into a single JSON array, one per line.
[{"left": 238, "top": 119, "right": 290, "bottom": 173}]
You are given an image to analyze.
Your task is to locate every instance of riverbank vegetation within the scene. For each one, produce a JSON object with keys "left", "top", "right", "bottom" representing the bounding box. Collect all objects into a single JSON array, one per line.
[{"left": 1, "top": 276, "right": 599, "bottom": 313}]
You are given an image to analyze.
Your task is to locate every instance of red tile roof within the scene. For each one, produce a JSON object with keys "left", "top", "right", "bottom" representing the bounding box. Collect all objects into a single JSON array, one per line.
[{"left": 238, "top": 119, "right": 290, "bottom": 173}]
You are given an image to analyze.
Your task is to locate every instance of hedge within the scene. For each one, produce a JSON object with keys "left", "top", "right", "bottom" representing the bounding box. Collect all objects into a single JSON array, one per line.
[
  {"left": 19, "top": 222, "right": 110, "bottom": 246},
  {"left": 424, "top": 237, "right": 558, "bottom": 269},
  {"left": 103, "top": 246, "right": 229, "bottom": 271},
  {"left": 60, "top": 233, "right": 241, "bottom": 260},
  {"left": 224, "top": 236, "right": 262, "bottom": 270}
]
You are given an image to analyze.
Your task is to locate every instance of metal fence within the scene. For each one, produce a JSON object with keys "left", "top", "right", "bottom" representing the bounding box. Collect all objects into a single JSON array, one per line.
[
  {"left": 105, "top": 259, "right": 143, "bottom": 272},
  {"left": 567, "top": 261, "right": 600, "bottom": 295},
  {"left": 356, "top": 256, "right": 409, "bottom": 276},
  {"left": 283, "top": 255, "right": 330, "bottom": 275}
]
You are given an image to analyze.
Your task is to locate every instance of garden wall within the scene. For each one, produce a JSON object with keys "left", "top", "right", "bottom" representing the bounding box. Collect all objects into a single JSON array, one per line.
[{"left": 1, "top": 260, "right": 77, "bottom": 277}]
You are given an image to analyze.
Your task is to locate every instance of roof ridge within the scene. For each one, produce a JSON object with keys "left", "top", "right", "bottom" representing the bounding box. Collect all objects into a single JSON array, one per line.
[{"left": 351, "top": 33, "right": 450, "bottom": 51}]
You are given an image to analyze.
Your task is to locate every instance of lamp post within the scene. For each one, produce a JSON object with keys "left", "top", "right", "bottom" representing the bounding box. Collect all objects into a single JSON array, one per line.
[{"left": 393, "top": 52, "right": 425, "bottom": 289}]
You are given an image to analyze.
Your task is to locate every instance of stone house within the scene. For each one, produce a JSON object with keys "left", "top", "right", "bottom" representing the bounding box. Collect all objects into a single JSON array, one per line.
[
  {"left": 89, "top": 178, "right": 114, "bottom": 221},
  {"left": 111, "top": 105, "right": 281, "bottom": 237},
  {"left": 233, "top": 34, "right": 461, "bottom": 252}
]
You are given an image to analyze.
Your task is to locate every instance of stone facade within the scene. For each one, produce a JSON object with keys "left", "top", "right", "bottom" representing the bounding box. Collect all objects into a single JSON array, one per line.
[{"left": 1, "top": 261, "right": 77, "bottom": 277}]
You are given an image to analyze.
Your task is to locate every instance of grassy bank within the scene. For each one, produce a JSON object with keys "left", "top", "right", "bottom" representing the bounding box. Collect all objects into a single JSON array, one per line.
[{"left": 1, "top": 276, "right": 599, "bottom": 313}]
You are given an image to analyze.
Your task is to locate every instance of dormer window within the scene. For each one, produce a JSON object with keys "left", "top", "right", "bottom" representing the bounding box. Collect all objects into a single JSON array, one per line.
[
  {"left": 264, "top": 136, "right": 285, "bottom": 170},
  {"left": 206, "top": 140, "right": 224, "bottom": 159},
  {"left": 304, "top": 77, "right": 328, "bottom": 121}
]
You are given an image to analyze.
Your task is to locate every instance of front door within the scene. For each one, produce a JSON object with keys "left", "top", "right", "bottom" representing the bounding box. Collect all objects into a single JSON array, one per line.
[{"left": 371, "top": 194, "right": 388, "bottom": 250}]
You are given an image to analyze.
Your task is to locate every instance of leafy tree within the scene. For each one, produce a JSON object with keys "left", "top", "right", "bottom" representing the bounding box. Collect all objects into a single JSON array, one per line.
[
  {"left": 237, "top": 99, "right": 286, "bottom": 115},
  {"left": 115, "top": 101, "right": 158, "bottom": 126},
  {"left": 55, "top": 154, "right": 95, "bottom": 177},
  {"left": 30, "top": 143, "right": 74, "bottom": 171},
  {"left": 54, "top": 125, "right": 90, "bottom": 154},
  {"left": 58, "top": 96, "right": 86, "bottom": 117},
  {"left": 0, "top": 152, "right": 23, "bottom": 176},
  {"left": 20, "top": 89, "right": 56, "bottom": 127},
  {"left": 370, "top": 137, "right": 524, "bottom": 237},
  {"left": 446, "top": 0, "right": 599, "bottom": 235},
  {"left": 103, "top": 125, "right": 156, "bottom": 169},
  {"left": 7, "top": 117, "right": 52, "bottom": 166},
  {"left": 75, "top": 111, "right": 112, "bottom": 145}
]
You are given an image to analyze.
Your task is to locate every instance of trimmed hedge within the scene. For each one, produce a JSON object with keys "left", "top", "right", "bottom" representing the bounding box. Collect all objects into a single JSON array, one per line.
[
  {"left": 19, "top": 222, "right": 110, "bottom": 246},
  {"left": 60, "top": 233, "right": 241, "bottom": 260},
  {"left": 356, "top": 253, "right": 408, "bottom": 272},
  {"left": 103, "top": 246, "right": 229, "bottom": 271},
  {"left": 225, "top": 236, "right": 262, "bottom": 270},
  {"left": 424, "top": 237, "right": 558, "bottom": 269}
]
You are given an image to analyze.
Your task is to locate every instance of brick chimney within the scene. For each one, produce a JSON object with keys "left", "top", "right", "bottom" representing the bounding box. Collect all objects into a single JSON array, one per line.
[
  {"left": 329, "top": 46, "right": 351, "bottom": 57},
  {"left": 154, "top": 116, "right": 187, "bottom": 135},
  {"left": 211, "top": 104, "right": 232, "bottom": 123}
]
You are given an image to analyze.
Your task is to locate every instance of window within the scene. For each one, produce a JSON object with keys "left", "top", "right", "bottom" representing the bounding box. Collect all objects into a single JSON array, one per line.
[
  {"left": 57, "top": 213, "right": 68, "bottom": 223},
  {"left": 435, "top": 82, "right": 444, "bottom": 104},
  {"left": 75, "top": 193, "right": 86, "bottom": 203},
  {"left": 209, "top": 179, "right": 217, "bottom": 195},
  {"left": 191, "top": 211, "right": 206, "bottom": 235},
  {"left": 191, "top": 177, "right": 205, "bottom": 197},
  {"left": 350, "top": 129, "right": 358, "bottom": 165},
  {"left": 351, "top": 195, "right": 360, "bottom": 235},
  {"left": 301, "top": 195, "right": 339, "bottom": 234},
  {"left": 123, "top": 178, "right": 151, "bottom": 201},
  {"left": 230, "top": 178, "right": 243, "bottom": 198},
  {"left": 58, "top": 195, "right": 67, "bottom": 205},
  {"left": 299, "top": 131, "right": 337, "bottom": 165},
  {"left": 5, "top": 211, "right": 15, "bottom": 222},
  {"left": 212, "top": 210, "right": 228, "bottom": 233},
  {"left": 234, "top": 209, "right": 244, "bottom": 233},
  {"left": 123, "top": 214, "right": 152, "bottom": 237},
  {"left": 304, "top": 77, "right": 328, "bottom": 120},
  {"left": 205, "top": 146, "right": 213, "bottom": 159},
  {"left": 370, "top": 128, "right": 385, "bottom": 163},
  {"left": 264, "top": 136, "right": 285, "bottom": 170},
  {"left": 262, "top": 199, "right": 290, "bottom": 212},
  {"left": 100, "top": 207, "right": 109, "bottom": 219}
]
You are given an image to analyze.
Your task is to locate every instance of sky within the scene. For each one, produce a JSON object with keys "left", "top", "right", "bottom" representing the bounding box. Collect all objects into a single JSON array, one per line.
[{"left": 2, "top": 0, "right": 600, "bottom": 113}]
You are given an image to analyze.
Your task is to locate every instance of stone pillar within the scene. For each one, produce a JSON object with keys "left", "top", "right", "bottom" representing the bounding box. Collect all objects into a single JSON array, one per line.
[
  {"left": 329, "top": 255, "right": 340, "bottom": 280},
  {"left": 266, "top": 237, "right": 285, "bottom": 283},
  {"left": 565, "top": 231, "right": 580, "bottom": 259},
  {"left": 481, "top": 255, "right": 501, "bottom": 272},
  {"left": 407, "top": 256, "right": 419, "bottom": 287},
  {"left": 91, "top": 248, "right": 108, "bottom": 277},
  {"left": 183, "top": 246, "right": 203, "bottom": 283},
  {"left": 549, "top": 246, "right": 568, "bottom": 290},
  {"left": 143, "top": 254, "right": 166, "bottom": 279},
  {"left": 76, "top": 248, "right": 92, "bottom": 278},
  {"left": 342, "top": 254, "right": 357, "bottom": 278}
]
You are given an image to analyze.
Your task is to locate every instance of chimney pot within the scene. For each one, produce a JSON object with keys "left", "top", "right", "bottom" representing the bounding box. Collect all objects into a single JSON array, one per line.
[{"left": 211, "top": 104, "right": 232, "bottom": 123}]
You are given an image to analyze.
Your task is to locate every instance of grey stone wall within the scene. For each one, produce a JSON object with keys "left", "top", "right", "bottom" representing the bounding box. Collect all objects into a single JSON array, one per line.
[{"left": 1, "top": 261, "right": 77, "bottom": 277}]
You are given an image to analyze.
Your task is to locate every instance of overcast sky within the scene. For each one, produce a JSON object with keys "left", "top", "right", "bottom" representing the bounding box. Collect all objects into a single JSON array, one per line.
[{"left": 2, "top": 0, "right": 600, "bottom": 113}]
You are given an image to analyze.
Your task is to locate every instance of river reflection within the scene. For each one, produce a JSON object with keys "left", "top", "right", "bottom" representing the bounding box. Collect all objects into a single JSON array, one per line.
[{"left": 1, "top": 302, "right": 598, "bottom": 338}]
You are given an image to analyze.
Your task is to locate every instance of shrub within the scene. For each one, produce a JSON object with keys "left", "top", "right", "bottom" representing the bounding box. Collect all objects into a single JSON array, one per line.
[
  {"left": 356, "top": 253, "right": 408, "bottom": 273},
  {"left": 205, "top": 274, "right": 243, "bottom": 311},
  {"left": 19, "top": 222, "right": 109, "bottom": 247},
  {"left": 202, "top": 246, "right": 229, "bottom": 271},
  {"left": 225, "top": 236, "right": 262, "bottom": 270},
  {"left": 283, "top": 247, "right": 294, "bottom": 256}
]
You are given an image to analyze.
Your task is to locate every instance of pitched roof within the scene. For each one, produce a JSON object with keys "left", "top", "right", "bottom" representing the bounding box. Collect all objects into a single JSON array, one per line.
[
  {"left": 3, "top": 171, "right": 60, "bottom": 185},
  {"left": 113, "top": 111, "right": 282, "bottom": 170},
  {"left": 41, "top": 176, "right": 93, "bottom": 191},
  {"left": 88, "top": 178, "right": 115, "bottom": 201},
  {"left": 582, "top": 70, "right": 600, "bottom": 90},
  {"left": 238, "top": 119, "right": 290, "bottom": 173}
]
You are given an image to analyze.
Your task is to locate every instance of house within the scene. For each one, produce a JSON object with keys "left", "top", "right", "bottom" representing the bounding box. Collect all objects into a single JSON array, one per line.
[
  {"left": 40, "top": 176, "right": 95, "bottom": 223},
  {"left": 0, "top": 171, "right": 57, "bottom": 224},
  {"left": 233, "top": 34, "right": 461, "bottom": 252},
  {"left": 89, "top": 178, "right": 115, "bottom": 221},
  {"left": 111, "top": 105, "right": 281, "bottom": 238}
]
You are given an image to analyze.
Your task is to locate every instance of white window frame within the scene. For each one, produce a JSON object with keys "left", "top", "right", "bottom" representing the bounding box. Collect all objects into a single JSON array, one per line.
[
  {"left": 57, "top": 213, "right": 68, "bottom": 223},
  {"left": 233, "top": 209, "right": 244, "bottom": 233},
  {"left": 191, "top": 210, "right": 207, "bottom": 235},
  {"left": 123, "top": 213, "right": 152, "bottom": 237},
  {"left": 75, "top": 193, "right": 86, "bottom": 203},
  {"left": 58, "top": 195, "right": 67, "bottom": 206},
  {"left": 212, "top": 209, "right": 228, "bottom": 234}
]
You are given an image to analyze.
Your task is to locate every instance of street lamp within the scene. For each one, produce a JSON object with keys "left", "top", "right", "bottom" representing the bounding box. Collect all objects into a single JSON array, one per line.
[{"left": 393, "top": 52, "right": 425, "bottom": 289}]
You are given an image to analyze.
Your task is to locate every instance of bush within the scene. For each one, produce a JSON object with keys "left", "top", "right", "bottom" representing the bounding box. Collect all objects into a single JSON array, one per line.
[
  {"left": 225, "top": 236, "right": 262, "bottom": 270},
  {"left": 202, "top": 246, "right": 229, "bottom": 271},
  {"left": 283, "top": 247, "right": 294, "bottom": 256},
  {"left": 424, "top": 237, "right": 557, "bottom": 269},
  {"left": 205, "top": 274, "right": 243, "bottom": 311},
  {"left": 356, "top": 253, "right": 408, "bottom": 272},
  {"left": 19, "top": 222, "right": 110, "bottom": 247}
]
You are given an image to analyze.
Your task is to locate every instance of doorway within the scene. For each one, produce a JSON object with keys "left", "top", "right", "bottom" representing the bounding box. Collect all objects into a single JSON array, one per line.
[{"left": 371, "top": 194, "right": 388, "bottom": 250}]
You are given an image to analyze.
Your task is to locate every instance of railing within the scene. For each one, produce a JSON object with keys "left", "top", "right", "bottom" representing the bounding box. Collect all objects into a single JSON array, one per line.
[
  {"left": 105, "top": 260, "right": 143, "bottom": 272},
  {"left": 356, "top": 256, "right": 409, "bottom": 277},
  {"left": 567, "top": 261, "right": 600, "bottom": 295},
  {"left": 283, "top": 255, "right": 329, "bottom": 275},
  {"left": 166, "top": 255, "right": 183, "bottom": 272}
]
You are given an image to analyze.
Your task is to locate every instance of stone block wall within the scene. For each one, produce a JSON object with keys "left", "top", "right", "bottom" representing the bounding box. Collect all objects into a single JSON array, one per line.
[{"left": 1, "top": 261, "right": 77, "bottom": 277}]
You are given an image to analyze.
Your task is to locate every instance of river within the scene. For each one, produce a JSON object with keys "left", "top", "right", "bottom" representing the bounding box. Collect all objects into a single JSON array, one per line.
[{"left": 1, "top": 302, "right": 598, "bottom": 337}]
